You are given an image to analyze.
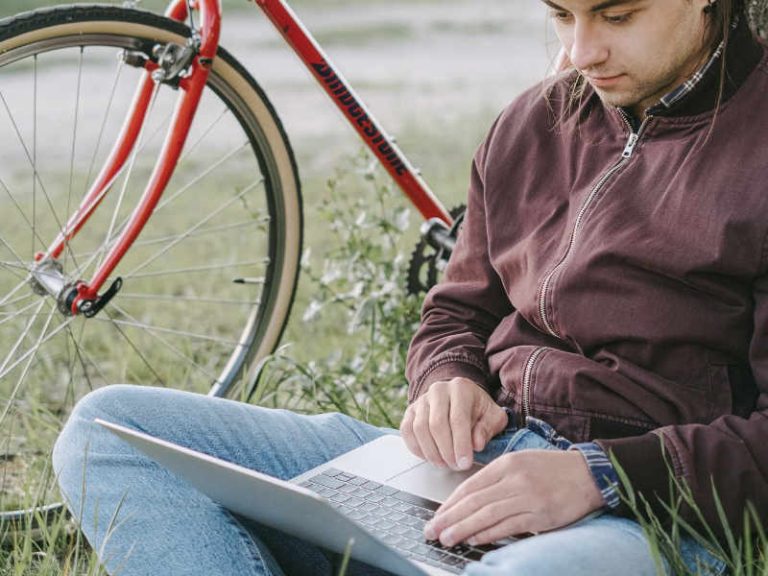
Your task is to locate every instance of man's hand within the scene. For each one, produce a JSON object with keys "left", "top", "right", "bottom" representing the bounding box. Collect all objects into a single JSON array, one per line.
[
  {"left": 423, "top": 450, "right": 605, "bottom": 547},
  {"left": 400, "top": 378, "right": 507, "bottom": 471}
]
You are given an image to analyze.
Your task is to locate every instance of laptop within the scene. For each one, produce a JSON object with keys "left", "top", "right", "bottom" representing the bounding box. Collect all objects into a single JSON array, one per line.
[{"left": 95, "top": 418, "right": 505, "bottom": 575}]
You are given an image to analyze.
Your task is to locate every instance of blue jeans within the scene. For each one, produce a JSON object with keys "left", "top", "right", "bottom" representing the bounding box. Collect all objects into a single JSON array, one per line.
[{"left": 52, "top": 385, "right": 725, "bottom": 576}]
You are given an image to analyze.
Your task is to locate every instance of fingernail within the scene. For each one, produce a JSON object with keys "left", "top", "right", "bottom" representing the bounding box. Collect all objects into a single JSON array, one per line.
[
  {"left": 440, "top": 528, "right": 456, "bottom": 547},
  {"left": 457, "top": 456, "right": 470, "bottom": 470},
  {"left": 467, "top": 537, "right": 478, "bottom": 546},
  {"left": 424, "top": 523, "right": 437, "bottom": 541}
]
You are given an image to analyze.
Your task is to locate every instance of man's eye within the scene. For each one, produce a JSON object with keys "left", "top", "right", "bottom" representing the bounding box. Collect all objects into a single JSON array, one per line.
[
  {"left": 603, "top": 12, "right": 633, "bottom": 24},
  {"left": 549, "top": 10, "right": 573, "bottom": 23}
]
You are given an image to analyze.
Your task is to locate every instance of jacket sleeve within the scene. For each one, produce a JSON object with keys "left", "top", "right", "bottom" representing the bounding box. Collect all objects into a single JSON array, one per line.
[
  {"left": 597, "top": 269, "right": 768, "bottom": 541},
  {"left": 406, "top": 122, "right": 513, "bottom": 403}
]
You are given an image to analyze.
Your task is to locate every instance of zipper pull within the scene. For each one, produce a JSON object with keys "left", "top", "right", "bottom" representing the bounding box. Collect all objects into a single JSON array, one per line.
[{"left": 622, "top": 132, "right": 639, "bottom": 159}]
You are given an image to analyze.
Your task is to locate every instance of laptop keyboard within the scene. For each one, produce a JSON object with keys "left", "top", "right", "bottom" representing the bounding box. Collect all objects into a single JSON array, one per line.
[{"left": 299, "top": 467, "right": 499, "bottom": 574}]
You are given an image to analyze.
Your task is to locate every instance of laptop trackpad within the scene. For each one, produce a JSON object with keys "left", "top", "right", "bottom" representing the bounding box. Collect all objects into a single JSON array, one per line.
[{"left": 387, "top": 460, "right": 481, "bottom": 503}]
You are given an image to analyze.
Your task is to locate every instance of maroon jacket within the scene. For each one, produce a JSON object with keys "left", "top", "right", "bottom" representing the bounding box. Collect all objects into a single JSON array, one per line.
[{"left": 406, "top": 21, "right": 768, "bottom": 538}]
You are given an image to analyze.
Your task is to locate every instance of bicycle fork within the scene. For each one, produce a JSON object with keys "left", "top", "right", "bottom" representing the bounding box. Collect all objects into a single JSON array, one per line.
[{"left": 29, "top": 0, "right": 221, "bottom": 318}]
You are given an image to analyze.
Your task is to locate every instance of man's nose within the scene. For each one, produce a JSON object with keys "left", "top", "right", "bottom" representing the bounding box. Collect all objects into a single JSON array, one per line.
[{"left": 568, "top": 21, "right": 609, "bottom": 72}]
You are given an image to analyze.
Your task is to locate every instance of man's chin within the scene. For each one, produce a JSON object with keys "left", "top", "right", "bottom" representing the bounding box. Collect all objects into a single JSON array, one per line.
[{"left": 591, "top": 88, "right": 641, "bottom": 112}]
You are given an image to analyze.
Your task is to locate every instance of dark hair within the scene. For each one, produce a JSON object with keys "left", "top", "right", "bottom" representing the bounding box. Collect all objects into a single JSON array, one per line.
[
  {"left": 707, "top": 0, "right": 748, "bottom": 122},
  {"left": 709, "top": 0, "right": 746, "bottom": 43}
]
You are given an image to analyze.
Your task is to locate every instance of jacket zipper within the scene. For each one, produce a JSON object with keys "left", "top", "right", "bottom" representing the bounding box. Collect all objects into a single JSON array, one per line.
[
  {"left": 537, "top": 116, "right": 649, "bottom": 339},
  {"left": 521, "top": 346, "right": 546, "bottom": 421}
]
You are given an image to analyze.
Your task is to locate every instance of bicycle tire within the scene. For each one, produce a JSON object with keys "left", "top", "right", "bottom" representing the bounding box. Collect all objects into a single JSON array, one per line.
[{"left": 0, "top": 4, "right": 302, "bottom": 515}]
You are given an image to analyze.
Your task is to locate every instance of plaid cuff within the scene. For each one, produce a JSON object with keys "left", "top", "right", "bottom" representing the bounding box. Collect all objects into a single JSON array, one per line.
[{"left": 569, "top": 442, "right": 621, "bottom": 510}]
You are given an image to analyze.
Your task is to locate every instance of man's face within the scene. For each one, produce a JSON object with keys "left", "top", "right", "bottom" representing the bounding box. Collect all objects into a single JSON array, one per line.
[{"left": 546, "top": 0, "right": 714, "bottom": 118}]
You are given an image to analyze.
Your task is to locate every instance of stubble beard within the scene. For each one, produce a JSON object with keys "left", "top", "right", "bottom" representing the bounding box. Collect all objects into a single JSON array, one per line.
[{"left": 589, "top": 74, "right": 677, "bottom": 116}]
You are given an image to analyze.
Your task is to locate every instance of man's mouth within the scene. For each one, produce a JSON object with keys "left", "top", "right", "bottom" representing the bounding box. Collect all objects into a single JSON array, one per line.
[{"left": 585, "top": 74, "right": 625, "bottom": 88}]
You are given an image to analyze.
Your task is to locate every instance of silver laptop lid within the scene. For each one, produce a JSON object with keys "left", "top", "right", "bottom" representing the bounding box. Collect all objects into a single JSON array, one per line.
[{"left": 95, "top": 419, "right": 434, "bottom": 576}]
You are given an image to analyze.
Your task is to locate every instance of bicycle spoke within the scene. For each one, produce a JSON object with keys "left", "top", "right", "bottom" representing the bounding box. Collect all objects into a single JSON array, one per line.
[
  {"left": 62, "top": 47, "right": 85, "bottom": 273},
  {"left": 32, "top": 54, "right": 37, "bottom": 257},
  {"left": 80, "top": 139, "right": 255, "bottom": 263},
  {"left": 90, "top": 312, "right": 239, "bottom": 346},
  {"left": 131, "top": 219, "right": 270, "bottom": 250},
  {"left": 1, "top": 176, "right": 52, "bottom": 254},
  {"left": 128, "top": 260, "right": 268, "bottom": 279},
  {"left": 0, "top": 261, "right": 29, "bottom": 272},
  {"left": 50, "top": 140, "right": 264, "bottom": 280},
  {"left": 0, "top": 227, "right": 29, "bottom": 270},
  {"left": 0, "top": 294, "right": 36, "bottom": 312},
  {"left": 0, "top": 313, "right": 74, "bottom": 383},
  {"left": 100, "top": 307, "right": 167, "bottom": 386},
  {"left": 0, "top": 280, "right": 32, "bottom": 309},
  {"left": 104, "top": 303, "right": 221, "bottom": 383},
  {"left": 0, "top": 261, "right": 28, "bottom": 284},
  {"left": 155, "top": 141, "right": 251, "bottom": 214},
  {"left": 125, "top": 179, "right": 265, "bottom": 277},
  {"left": 0, "top": 299, "right": 41, "bottom": 328},
  {"left": 0, "top": 299, "right": 47, "bottom": 380},
  {"left": 62, "top": 321, "right": 108, "bottom": 396},
  {"left": 83, "top": 58, "right": 125, "bottom": 196},
  {"left": 0, "top": 90, "right": 69, "bottom": 258},
  {"left": 118, "top": 292, "right": 262, "bottom": 306},
  {"left": 0, "top": 302, "right": 58, "bottom": 427},
  {"left": 179, "top": 106, "right": 231, "bottom": 159},
  {"left": 71, "top": 220, "right": 270, "bottom": 262}
]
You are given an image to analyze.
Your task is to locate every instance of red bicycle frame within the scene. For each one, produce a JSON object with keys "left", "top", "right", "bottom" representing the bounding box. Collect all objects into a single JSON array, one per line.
[{"left": 41, "top": 0, "right": 452, "bottom": 315}]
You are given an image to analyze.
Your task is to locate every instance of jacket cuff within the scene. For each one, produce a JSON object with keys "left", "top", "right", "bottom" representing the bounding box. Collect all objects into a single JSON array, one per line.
[
  {"left": 596, "top": 432, "right": 674, "bottom": 517},
  {"left": 408, "top": 357, "right": 489, "bottom": 403}
]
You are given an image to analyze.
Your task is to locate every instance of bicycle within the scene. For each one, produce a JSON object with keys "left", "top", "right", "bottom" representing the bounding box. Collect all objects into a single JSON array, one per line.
[{"left": 0, "top": 0, "right": 467, "bottom": 519}]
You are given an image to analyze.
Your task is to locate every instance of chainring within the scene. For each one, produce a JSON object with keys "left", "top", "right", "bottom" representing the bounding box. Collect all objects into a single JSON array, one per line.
[{"left": 406, "top": 205, "right": 466, "bottom": 295}]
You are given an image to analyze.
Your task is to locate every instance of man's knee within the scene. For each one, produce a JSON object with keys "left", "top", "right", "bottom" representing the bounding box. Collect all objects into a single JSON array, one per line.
[{"left": 52, "top": 385, "right": 154, "bottom": 483}]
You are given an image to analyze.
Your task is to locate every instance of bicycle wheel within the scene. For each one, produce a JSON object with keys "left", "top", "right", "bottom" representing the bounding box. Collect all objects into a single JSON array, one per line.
[{"left": 0, "top": 5, "right": 302, "bottom": 514}]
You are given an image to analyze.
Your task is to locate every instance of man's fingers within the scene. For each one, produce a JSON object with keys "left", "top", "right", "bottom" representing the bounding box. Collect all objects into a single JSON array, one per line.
[
  {"left": 429, "top": 391, "right": 457, "bottom": 468},
  {"left": 412, "top": 401, "right": 446, "bottom": 467},
  {"left": 428, "top": 486, "right": 531, "bottom": 547},
  {"left": 399, "top": 407, "right": 423, "bottom": 460},
  {"left": 436, "top": 459, "right": 505, "bottom": 514},
  {"left": 463, "top": 512, "right": 538, "bottom": 547},
  {"left": 471, "top": 405, "right": 507, "bottom": 452},
  {"left": 448, "top": 398, "right": 473, "bottom": 470}
]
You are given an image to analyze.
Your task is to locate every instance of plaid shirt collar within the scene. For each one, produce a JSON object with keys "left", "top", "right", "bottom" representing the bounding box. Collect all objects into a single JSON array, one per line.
[
  {"left": 654, "top": 18, "right": 739, "bottom": 111},
  {"left": 657, "top": 39, "right": 726, "bottom": 110}
]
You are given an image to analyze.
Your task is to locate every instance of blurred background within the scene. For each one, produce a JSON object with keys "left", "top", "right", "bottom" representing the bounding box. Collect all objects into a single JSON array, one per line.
[{"left": 0, "top": 0, "right": 556, "bottom": 209}]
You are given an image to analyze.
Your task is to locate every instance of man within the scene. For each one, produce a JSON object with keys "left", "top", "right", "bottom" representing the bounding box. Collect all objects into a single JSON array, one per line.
[{"left": 53, "top": 0, "right": 768, "bottom": 574}]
